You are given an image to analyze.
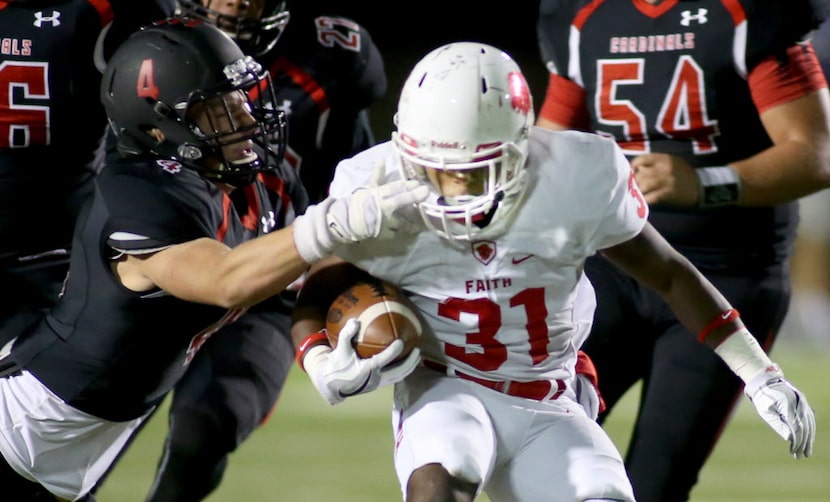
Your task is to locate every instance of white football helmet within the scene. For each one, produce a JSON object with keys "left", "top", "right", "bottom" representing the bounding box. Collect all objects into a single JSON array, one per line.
[{"left": 392, "top": 42, "right": 534, "bottom": 241}]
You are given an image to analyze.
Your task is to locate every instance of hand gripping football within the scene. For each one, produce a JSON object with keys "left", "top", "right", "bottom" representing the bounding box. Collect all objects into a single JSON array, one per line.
[{"left": 326, "top": 279, "right": 422, "bottom": 362}]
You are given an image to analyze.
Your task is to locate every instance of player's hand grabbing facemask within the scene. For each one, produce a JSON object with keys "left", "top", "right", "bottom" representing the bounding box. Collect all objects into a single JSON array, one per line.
[
  {"left": 745, "top": 365, "right": 815, "bottom": 459},
  {"left": 302, "top": 319, "right": 420, "bottom": 405},
  {"left": 293, "top": 159, "right": 429, "bottom": 263}
]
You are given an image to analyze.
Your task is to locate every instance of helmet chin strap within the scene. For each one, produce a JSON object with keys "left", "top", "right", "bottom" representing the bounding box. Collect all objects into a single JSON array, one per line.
[
  {"left": 475, "top": 190, "right": 505, "bottom": 228},
  {"left": 437, "top": 190, "right": 505, "bottom": 229},
  {"left": 193, "top": 151, "right": 261, "bottom": 187}
]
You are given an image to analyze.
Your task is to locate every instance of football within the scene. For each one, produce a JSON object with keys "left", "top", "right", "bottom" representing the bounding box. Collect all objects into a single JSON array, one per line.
[{"left": 325, "top": 279, "right": 422, "bottom": 362}]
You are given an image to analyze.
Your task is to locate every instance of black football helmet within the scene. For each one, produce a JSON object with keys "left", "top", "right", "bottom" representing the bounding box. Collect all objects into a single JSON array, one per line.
[
  {"left": 101, "top": 18, "right": 287, "bottom": 186},
  {"left": 178, "top": 0, "right": 290, "bottom": 56}
]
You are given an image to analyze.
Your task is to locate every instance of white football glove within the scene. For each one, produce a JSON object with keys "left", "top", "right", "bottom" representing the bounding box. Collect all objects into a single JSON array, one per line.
[
  {"left": 293, "top": 161, "right": 428, "bottom": 263},
  {"left": 302, "top": 319, "right": 412, "bottom": 405},
  {"left": 574, "top": 373, "right": 601, "bottom": 421},
  {"left": 378, "top": 346, "right": 421, "bottom": 388},
  {"left": 574, "top": 350, "right": 605, "bottom": 421},
  {"left": 745, "top": 365, "right": 816, "bottom": 459},
  {"left": 366, "top": 158, "right": 426, "bottom": 240}
]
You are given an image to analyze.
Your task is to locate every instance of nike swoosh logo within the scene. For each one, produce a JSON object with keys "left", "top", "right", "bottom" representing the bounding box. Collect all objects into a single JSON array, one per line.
[
  {"left": 512, "top": 254, "right": 534, "bottom": 265},
  {"left": 721, "top": 311, "right": 732, "bottom": 319}
]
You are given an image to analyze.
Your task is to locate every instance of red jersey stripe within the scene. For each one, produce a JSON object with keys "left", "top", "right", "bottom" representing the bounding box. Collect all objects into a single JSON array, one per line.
[{"left": 749, "top": 42, "right": 828, "bottom": 114}]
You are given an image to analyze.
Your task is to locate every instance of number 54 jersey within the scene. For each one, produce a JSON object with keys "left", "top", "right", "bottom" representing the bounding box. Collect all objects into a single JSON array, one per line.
[
  {"left": 328, "top": 128, "right": 648, "bottom": 384},
  {"left": 537, "top": 0, "right": 827, "bottom": 266}
]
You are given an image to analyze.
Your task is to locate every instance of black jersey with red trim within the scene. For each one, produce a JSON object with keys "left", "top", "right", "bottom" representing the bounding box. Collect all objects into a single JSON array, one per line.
[
  {"left": 9, "top": 155, "right": 307, "bottom": 422},
  {"left": 537, "top": 0, "right": 826, "bottom": 266},
  {"left": 259, "top": 11, "right": 386, "bottom": 202},
  {"left": 0, "top": 0, "right": 174, "bottom": 258}
]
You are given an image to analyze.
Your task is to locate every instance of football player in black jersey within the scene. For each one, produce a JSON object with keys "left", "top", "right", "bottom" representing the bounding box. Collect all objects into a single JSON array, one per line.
[
  {"left": 536, "top": 1, "right": 830, "bottom": 500},
  {"left": 0, "top": 0, "right": 174, "bottom": 363},
  {"left": 0, "top": 19, "right": 425, "bottom": 502},
  {"left": 90, "top": 2, "right": 391, "bottom": 501}
]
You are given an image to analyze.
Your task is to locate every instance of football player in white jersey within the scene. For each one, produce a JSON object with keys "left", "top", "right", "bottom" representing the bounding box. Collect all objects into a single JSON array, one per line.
[{"left": 290, "top": 42, "right": 815, "bottom": 502}]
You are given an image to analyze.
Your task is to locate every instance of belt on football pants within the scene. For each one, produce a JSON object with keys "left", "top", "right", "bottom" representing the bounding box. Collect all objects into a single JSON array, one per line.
[{"left": 422, "top": 359, "right": 566, "bottom": 402}]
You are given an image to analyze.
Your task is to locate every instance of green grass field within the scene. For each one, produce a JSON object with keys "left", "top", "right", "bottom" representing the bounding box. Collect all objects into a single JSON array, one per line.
[{"left": 97, "top": 338, "right": 830, "bottom": 501}]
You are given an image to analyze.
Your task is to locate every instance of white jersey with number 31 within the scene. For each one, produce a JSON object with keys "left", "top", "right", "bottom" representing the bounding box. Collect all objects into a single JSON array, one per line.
[{"left": 329, "top": 126, "right": 648, "bottom": 383}]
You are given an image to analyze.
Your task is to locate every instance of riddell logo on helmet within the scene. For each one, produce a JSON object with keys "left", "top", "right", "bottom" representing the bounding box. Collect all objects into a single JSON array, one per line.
[{"left": 431, "top": 140, "right": 461, "bottom": 149}]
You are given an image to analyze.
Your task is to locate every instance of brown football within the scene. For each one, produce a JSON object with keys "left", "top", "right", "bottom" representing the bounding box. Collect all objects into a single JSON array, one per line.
[{"left": 325, "top": 279, "right": 421, "bottom": 362}]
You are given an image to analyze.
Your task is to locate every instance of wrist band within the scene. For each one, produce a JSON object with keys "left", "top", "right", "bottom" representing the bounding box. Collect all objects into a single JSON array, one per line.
[
  {"left": 714, "top": 327, "right": 775, "bottom": 383},
  {"left": 575, "top": 350, "right": 599, "bottom": 387},
  {"left": 696, "top": 166, "right": 741, "bottom": 207},
  {"left": 697, "top": 308, "right": 740, "bottom": 343},
  {"left": 296, "top": 330, "right": 331, "bottom": 371}
]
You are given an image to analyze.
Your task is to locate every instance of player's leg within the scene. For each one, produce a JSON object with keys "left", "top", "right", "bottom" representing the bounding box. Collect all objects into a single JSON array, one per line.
[
  {"left": 626, "top": 264, "right": 789, "bottom": 502},
  {"left": 393, "top": 368, "right": 497, "bottom": 502},
  {"left": 405, "top": 464, "right": 478, "bottom": 502},
  {"left": 88, "top": 406, "right": 161, "bottom": 494},
  {"left": 0, "top": 371, "right": 142, "bottom": 502},
  {"left": 146, "top": 311, "right": 294, "bottom": 502},
  {"left": 486, "top": 397, "right": 634, "bottom": 502}
]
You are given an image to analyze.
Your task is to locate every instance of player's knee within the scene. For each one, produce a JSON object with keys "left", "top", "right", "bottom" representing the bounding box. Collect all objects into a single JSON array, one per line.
[
  {"left": 168, "top": 407, "right": 236, "bottom": 458},
  {"left": 405, "top": 463, "right": 477, "bottom": 502},
  {"left": 575, "top": 467, "right": 635, "bottom": 502}
]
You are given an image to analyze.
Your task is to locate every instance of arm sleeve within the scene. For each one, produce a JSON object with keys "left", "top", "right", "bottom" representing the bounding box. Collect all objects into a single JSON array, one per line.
[
  {"left": 99, "top": 170, "right": 211, "bottom": 253},
  {"left": 748, "top": 42, "right": 828, "bottom": 113},
  {"left": 537, "top": 0, "right": 591, "bottom": 128},
  {"left": 591, "top": 140, "right": 649, "bottom": 250}
]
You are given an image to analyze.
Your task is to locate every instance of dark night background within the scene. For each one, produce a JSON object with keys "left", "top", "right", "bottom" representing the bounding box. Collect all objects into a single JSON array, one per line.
[{"left": 290, "top": 2, "right": 548, "bottom": 141}]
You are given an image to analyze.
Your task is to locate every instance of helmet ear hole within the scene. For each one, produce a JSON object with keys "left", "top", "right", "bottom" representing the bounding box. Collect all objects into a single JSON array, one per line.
[
  {"left": 392, "top": 42, "right": 533, "bottom": 242},
  {"left": 152, "top": 101, "right": 176, "bottom": 120}
]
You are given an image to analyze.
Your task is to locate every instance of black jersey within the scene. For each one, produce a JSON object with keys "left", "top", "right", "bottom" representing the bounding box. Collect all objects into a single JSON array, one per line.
[
  {"left": 0, "top": 0, "right": 174, "bottom": 258},
  {"left": 537, "top": 0, "right": 824, "bottom": 267},
  {"left": 9, "top": 155, "right": 307, "bottom": 422},
  {"left": 259, "top": 12, "right": 386, "bottom": 202}
]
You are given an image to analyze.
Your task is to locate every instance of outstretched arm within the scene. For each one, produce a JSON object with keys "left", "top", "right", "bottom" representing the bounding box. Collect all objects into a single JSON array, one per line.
[
  {"left": 114, "top": 179, "right": 428, "bottom": 309},
  {"left": 601, "top": 224, "right": 815, "bottom": 459},
  {"left": 601, "top": 224, "right": 732, "bottom": 342}
]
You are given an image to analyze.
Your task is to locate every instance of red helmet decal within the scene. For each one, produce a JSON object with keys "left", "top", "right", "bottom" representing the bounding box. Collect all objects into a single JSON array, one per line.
[
  {"left": 508, "top": 71, "right": 531, "bottom": 115},
  {"left": 137, "top": 59, "right": 160, "bottom": 100}
]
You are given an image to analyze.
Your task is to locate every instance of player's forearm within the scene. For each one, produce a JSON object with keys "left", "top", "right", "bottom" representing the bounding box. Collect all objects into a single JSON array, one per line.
[
  {"left": 660, "top": 268, "right": 779, "bottom": 383},
  {"left": 732, "top": 140, "right": 830, "bottom": 205},
  {"left": 152, "top": 228, "right": 309, "bottom": 309},
  {"left": 733, "top": 91, "right": 830, "bottom": 205},
  {"left": 602, "top": 226, "right": 735, "bottom": 337},
  {"left": 212, "top": 226, "right": 310, "bottom": 308},
  {"left": 656, "top": 260, "right": 737, "bottom": 347},
  {"left": 654, "top": 257, "right": 783, "bottom": 384}
]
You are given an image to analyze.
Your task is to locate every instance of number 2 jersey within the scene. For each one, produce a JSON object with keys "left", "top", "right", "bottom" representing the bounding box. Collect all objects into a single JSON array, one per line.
[
  {"left": 537, "top": 0, "right": 827, "bottom": 268},
  {"left": 259, "top": 9, "right": 386, "bottom": 202},
  {"left": 8, "top": 156, "right": 307, "bottom": 422},
  {"left": 328, "top": 129, "right": 647, "bottom": 383}
]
